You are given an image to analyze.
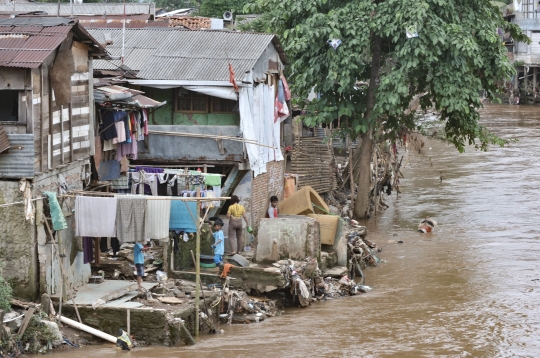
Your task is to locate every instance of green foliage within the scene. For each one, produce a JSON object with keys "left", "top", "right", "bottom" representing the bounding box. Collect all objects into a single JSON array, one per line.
[
  {"left": 199, "top": 0, "right": 249, "bottom": 18},
  {"left": 0, "top": 269, "right": 12, "bottom": 313},
  {"left": 249, "top": 0, "right": 529, "bottom": 152},
  {"left": 21, "top": 312, "right": 57, "bottom": 354}
]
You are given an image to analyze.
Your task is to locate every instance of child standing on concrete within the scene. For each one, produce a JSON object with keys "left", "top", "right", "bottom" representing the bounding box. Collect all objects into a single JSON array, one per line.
[
  {"left": 134, "top": 241, "right": 150, "bottom": 291},
  {"left": 267, "top": 195, "right": 279, "bottom": 218},
  {"left": 212, "top": 221, "right": 224, "bottom": 265}
]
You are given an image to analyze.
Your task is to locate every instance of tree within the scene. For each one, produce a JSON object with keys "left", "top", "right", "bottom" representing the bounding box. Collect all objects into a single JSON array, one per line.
[
  {"left": 247, "top": 0, "right": 528, "bottom": 219},
  {"left": 199, "top": 0, "right": 249, "bottom": 18}
]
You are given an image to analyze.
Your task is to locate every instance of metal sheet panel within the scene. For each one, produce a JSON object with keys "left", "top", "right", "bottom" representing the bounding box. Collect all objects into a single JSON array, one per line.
[
  {"left": 0, "top": 3, "right": 155, "bottom": 16},
  {"left": 0, "top": 124, "right": 10, "bottom": 153},
  {"left": 0, "top": 133, "right": 35, "bottom": 178},
  {"left": 88, "top": 28, "right": 282, "bottom": 81},
  {"left": 137, "top": 125, "right": 244, "bottom": 162}
]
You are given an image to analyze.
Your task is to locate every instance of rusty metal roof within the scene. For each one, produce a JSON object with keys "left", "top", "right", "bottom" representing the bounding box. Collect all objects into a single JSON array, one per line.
[
  {"left": 77, "top": 15, "right": 168, "bottom": 29},
  {"left": 0, "top": 17, "right": 106, "bottom": 68},
  {"left": 0, "top": 3, "right": 155, "bottom": 16},
  {"left": 89, "top": 28, "right": 287, "bottom": 81}
]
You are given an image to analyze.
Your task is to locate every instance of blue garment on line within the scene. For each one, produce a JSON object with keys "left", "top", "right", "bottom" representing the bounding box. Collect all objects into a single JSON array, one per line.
[{"left": 169, "top": 201, "right": 197, "bottom": 232}]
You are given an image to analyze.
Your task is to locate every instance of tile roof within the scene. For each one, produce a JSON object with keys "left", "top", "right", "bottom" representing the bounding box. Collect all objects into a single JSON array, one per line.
[
  {"left": 0, "top": 17, "right": 106, "bottom": 68},
  {"left": 76, "top": 14, "right": 168, "bottom": 29},
  {"left": 0, "top": 3, "right": 155, "bottom": 16},
  {"left": 88, "top": 28, "right": 286, "bottom": 81}
]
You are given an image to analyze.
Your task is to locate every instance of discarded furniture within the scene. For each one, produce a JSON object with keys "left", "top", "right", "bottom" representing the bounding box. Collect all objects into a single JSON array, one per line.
[{"left": 278, "top": 186, "right": 330, "bottom": 215}]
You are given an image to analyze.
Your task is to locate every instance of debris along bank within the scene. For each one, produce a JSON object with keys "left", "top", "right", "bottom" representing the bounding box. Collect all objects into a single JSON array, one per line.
[{"left": 0, "top": 184, "right": 383, "bottom": 355}]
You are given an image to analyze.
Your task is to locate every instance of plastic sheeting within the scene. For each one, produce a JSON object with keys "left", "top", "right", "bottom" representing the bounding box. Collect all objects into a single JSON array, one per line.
[
  {"left": 239, "top": 72, "right": 283, "bottom": 177},
  {"left": 182, "top": 85, "right": 238, "bottom": 101}
]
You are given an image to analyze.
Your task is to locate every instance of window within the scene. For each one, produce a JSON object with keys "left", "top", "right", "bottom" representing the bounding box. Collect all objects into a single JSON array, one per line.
[
  {"left": 0, "top": 90, "right": 19, "bottom": 122},
  {"left": 212, "top": 98, "right": 239, "bottom": 113},
  {"left": 176, "top": 89, "right": 208, "bottom": 113},
  {"left": 175, "top": 88, "right": 239, "bottom": 114}
]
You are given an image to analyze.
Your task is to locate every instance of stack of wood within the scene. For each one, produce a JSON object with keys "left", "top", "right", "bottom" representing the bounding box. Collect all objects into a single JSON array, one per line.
[
  {"left": 290, "top": 136, "right": 337, "bottom": 194},
  {"left": 168, "top": 17, "right": 212, "bottom": 30}
]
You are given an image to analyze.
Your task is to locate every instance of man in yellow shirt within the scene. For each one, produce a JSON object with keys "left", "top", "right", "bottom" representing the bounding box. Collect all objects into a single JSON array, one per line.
[{"left": 226, "top": 195, "right": 249, "bottom": 254}]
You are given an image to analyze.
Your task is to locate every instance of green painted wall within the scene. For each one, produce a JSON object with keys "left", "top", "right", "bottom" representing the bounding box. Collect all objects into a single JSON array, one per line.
[{"left": 142, "top": 87, "right": 240, "bottom": 126}]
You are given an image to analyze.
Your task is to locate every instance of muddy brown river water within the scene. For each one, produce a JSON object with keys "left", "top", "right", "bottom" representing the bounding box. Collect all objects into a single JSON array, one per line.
[{"left": 48, "top": 104, "right": 540, "bottom": 357}]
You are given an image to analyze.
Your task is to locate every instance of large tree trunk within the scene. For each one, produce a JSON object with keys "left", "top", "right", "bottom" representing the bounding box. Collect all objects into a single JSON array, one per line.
[{"left": 353, "top": 33, "right": 382, "bottom": 219}]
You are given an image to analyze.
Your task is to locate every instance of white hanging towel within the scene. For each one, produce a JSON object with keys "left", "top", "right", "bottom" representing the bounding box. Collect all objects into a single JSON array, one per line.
[
  {"left": 145, "top": 199, "right": 171, "bottom": 240},
  {"left": 75, "top": 196, "right": 117, "bottom": 237}
]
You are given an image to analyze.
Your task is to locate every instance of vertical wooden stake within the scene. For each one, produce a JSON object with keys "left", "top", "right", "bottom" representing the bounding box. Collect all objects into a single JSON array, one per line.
[{"left": 127, "top": 309, "right": 130, "bottom": 335}]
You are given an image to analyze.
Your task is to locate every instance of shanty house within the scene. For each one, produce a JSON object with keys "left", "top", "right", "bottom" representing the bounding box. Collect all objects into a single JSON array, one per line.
[
  {"left": 0, "top": 17, "right": 107, "bottom": 300},
  {"left": 89, "top": 28, "right": 290, "bottom": 230}
]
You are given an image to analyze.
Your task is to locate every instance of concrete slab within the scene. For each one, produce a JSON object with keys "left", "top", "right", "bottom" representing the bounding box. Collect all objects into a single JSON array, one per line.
[
  {"left": 68, "top": 280, "right": 156, "bottom": 306},
  {"left": 324, "top": 266, "right": 348, "bottom": 278},
  {"left": 103, "top": 292, "right": 139, "bottom": 307}
]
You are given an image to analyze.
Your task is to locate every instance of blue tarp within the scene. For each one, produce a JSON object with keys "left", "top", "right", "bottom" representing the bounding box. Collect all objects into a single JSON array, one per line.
[{"left": 169, "top": 201, "right": 197, "bottom": 232}]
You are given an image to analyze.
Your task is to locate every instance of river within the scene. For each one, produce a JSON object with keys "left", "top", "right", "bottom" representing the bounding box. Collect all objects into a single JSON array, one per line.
[{"left": 49, "top": 104, "right": 540, "bottom": 357}]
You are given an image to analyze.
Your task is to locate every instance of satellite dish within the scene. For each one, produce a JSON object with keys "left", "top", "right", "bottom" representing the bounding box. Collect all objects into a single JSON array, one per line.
[
  {"left": 74, "top": 0, "right": 83, "bottom": 5},
  {"left": 223, "top": 11, "right": 233, "bottom": 21}
]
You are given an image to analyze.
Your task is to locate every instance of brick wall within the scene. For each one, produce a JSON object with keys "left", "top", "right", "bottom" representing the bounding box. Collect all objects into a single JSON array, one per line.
[{"left": 251, "top": 160, "right": 284, "bottom": 230}]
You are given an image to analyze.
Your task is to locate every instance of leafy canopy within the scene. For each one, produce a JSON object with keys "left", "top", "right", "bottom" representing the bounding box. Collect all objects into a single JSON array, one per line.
[{"left": 246, "top": 0, "right": 528, "bottom": 151}]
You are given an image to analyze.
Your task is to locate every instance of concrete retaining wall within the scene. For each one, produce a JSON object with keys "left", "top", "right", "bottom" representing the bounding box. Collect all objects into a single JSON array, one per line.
[{"left": 255, "top": 215, "right": 320, "bottom": 263}]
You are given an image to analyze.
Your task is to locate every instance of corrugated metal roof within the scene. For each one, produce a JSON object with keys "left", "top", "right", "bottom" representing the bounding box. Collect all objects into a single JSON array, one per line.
[
  {"left": 0, "top": 134, "right": 34, "bottom": 178},
  {"left": 0, "top": 3, "right": 155, "bottom": 16},
  {"left": 89, "top": 28, "right": 281, "bottom": 81},
  {"left": 0, "top": 124, "right": 10, "bottom": 154},
  {"left": 0, "top": 17, "right": 105, "bottom": 68}
]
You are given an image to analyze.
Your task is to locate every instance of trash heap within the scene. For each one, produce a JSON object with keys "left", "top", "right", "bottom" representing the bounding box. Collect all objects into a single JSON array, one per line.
[
  {"left": 218, "top": 282, "right": 280, "bottom": 324},
  {"left": 345, "top": 226, "right": 383, "bottom": 280}
]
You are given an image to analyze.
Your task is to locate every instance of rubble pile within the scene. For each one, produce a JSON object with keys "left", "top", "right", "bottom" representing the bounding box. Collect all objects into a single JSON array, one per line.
[{"left": 219, "top": 284, "right": 280, "bottom": 324}]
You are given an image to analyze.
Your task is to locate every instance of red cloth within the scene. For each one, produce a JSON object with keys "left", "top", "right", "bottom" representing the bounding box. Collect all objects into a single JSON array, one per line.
[
  {"left": 229, "top": 63, "right": 239, "bottom": 92},
  {"left": 281, "top": 74, "right": 291, "bottom": 100}
]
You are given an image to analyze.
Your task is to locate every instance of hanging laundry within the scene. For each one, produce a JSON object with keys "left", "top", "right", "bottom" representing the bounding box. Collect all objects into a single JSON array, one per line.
[
  {"left": 100, "top": 110, "right": 118, "bottom": 141},
  {"left": 111, "top": 175, "right": 129, "bottom": 190},
  {"left": 120, "top": 156, "right": 129, "bottom": 173},
  {"left": 187, "top": 175, "right": 204, "bottom": 185},
  {"left": 75, "top": 196, "right": 117, "bottom": 237},
  {"left": 204, "top": 174, "right": 221, "bottom": 186},
  {"left": 135, "top": 166, "right": 164, "bottom": 174},
  {"left": 83, "top": 237, "right": 94, "bottom": 264},
  {"left": 177, "top": 176, "right": 186, "bottom": 193},
  {"left": 103, "top": 139, "right": 116, "bottom": 152},
  {"left": 116, "top": 196, "right": 146, "bottom": 243},
  {"left": 116, "top": 134, "right": 138, "bottom": 162},
  {"left": 131, "top": 172, "right": 158, "bottom": 196},
  {"left": 145, "top": 199, "right": 171, "bottom": 240},
  {"left": 43, "top": 191, "right": 67, "bottom": 230},
  {"left": 19, "top": 179, "right": 34, "bottom": 223},
  {"left": 213, "top": 185, "right": 222, "bottom": 206},
  {"left": 275, "top": 79, "right": 290, "bottom": 123},
  {"left": 142, "top": 109, "right": 149, "bottom": 136},
  {"left": 157, "top": 174, "right": 178, "bottom": 196},
  {"left": 170, "top": 201, "right": 197, "bottom": 232},
  {"left": 112, "top": 120, "right": 127, "bottom": 144},
  {"left": 99, "top": 160, "right": 121, "bottom": 181}
]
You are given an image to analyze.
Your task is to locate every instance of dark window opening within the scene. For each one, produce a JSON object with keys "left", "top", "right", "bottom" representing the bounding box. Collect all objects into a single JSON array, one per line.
[
  {"left": 0, "top": 90, "right": 18, "bottom": 122},
  {"left": 176, "top": 89, "right": 239, "bottom": 114}
]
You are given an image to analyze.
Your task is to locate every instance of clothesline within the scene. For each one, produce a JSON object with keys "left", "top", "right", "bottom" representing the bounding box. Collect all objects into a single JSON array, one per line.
[
  {"left": 66, "top": 191, "right": 230, "bottom": 201},
  {"left": 121, "top": 172, "right": 225, "bottom": 177}
]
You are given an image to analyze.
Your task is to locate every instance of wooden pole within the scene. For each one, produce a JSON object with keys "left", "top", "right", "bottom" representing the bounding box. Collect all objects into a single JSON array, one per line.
[
  {"left": 194, "top": 188, "right": 201, "bottom": 337},
  {"left": 127, "top": 309, "right": 130, "bottom": 335}
]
